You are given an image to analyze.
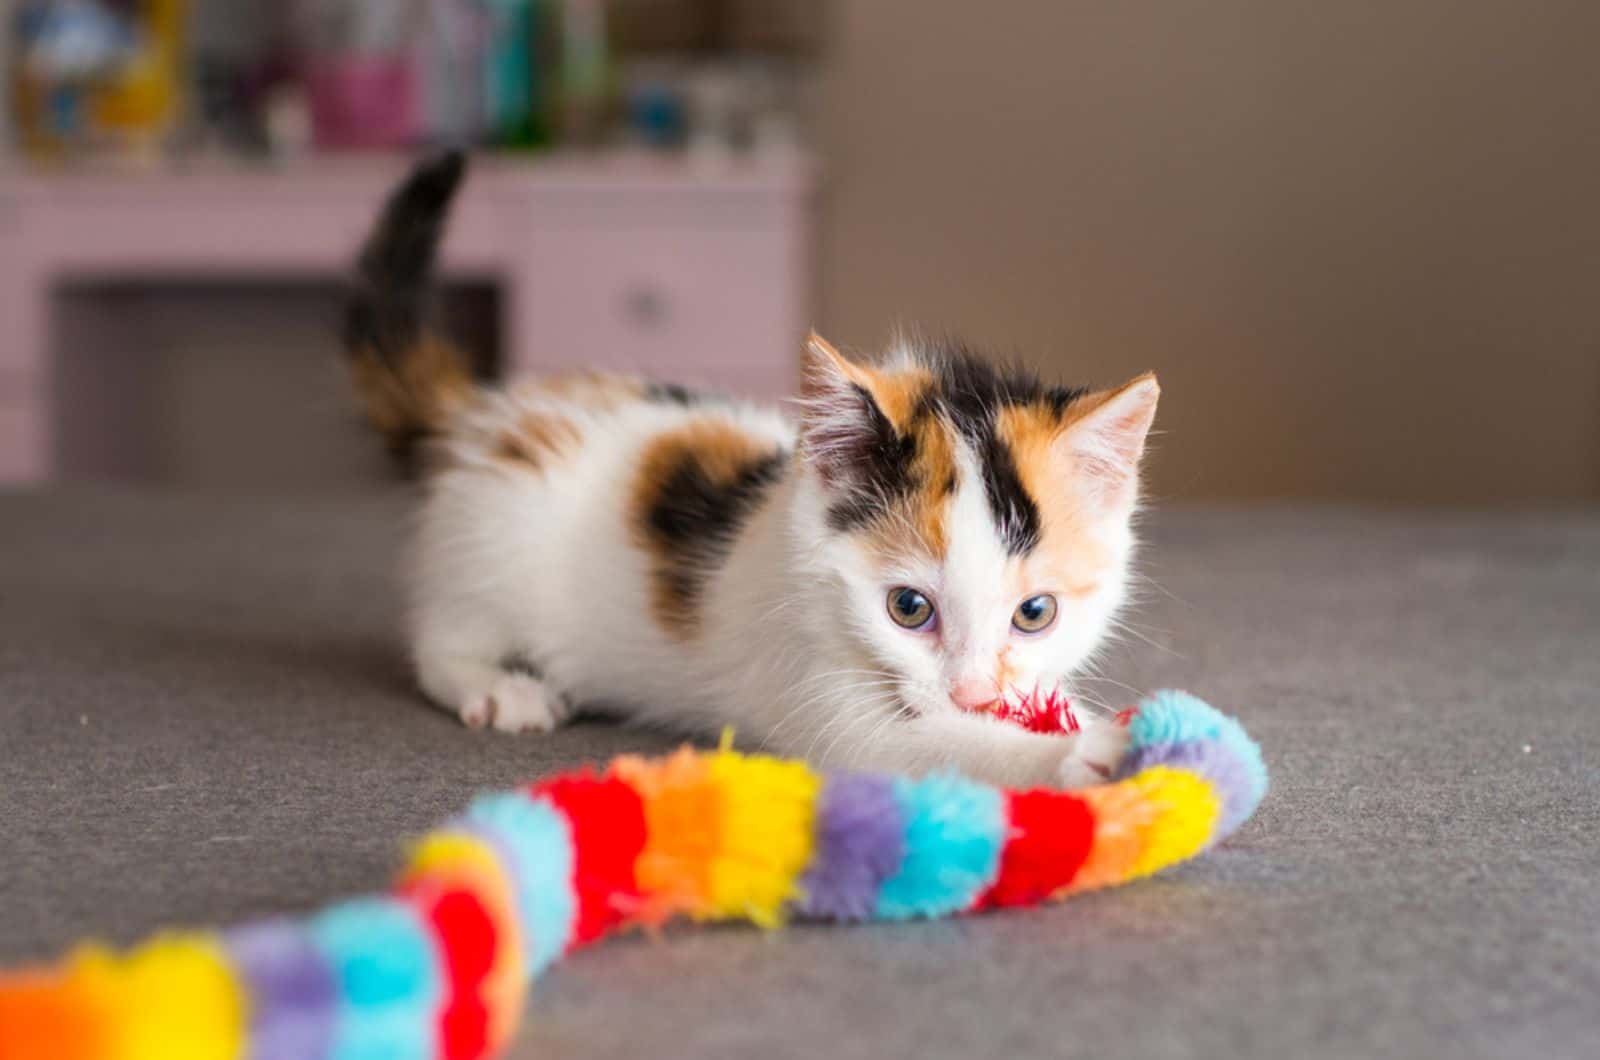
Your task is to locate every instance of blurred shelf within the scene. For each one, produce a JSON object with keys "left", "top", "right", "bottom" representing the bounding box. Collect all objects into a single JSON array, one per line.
[
  {"left": 0, "top": 150, "right": 818, "bottom": 484},
  {"left": 0, "top": 150, "right": 819, "bottom": 202}
]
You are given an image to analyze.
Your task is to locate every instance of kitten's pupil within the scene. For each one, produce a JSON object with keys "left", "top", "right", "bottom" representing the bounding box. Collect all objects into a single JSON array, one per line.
[{"left": 888, "top": 587, "right": 934, "bottom": 629}]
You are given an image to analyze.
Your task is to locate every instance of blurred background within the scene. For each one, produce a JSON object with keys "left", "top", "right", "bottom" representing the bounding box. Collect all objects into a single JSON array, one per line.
[{"left": 1, "top": 1, "right": 1596, "bottom": 502}]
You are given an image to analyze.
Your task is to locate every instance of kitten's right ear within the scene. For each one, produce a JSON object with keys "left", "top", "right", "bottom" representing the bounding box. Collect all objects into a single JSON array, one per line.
[{"left": 798, "top": 332, "right": 895, "bottom": 488}]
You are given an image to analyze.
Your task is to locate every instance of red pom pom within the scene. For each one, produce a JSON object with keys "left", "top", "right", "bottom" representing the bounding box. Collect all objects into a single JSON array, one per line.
[
  {"left": 399, "top": 880, "right": 497, "bottom": 1060},
  {"left": 531, "top": 771, "right": 648, "bottom": 946},
  {"left": 439, "top": 997, "right": 490, "bottom": 1060},
  {"left": 979, "top": 789, "right": 1095, "bottom": 908}
]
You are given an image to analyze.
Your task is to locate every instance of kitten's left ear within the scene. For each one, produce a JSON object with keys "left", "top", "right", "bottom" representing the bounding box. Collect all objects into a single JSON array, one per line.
[
  {"left": 797, "top": 332, "right": 896, "bottom": 489},
  {"left": 1059, "top": 372, "right": 1160, "bottom": 514}
]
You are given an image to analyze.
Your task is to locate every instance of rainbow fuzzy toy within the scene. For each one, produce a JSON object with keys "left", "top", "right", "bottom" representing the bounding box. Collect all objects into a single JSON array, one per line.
[{"left": 0, "top": 690, "right": 1265, "bottom": 1060}]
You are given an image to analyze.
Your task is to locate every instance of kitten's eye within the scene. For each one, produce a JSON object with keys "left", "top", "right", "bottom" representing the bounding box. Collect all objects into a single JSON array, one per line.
[
  {"left": 1012, "top": 594, "right": 1058, "bottom": 634},
  {"left": 887, "top": 587, "right": 936, "bottom": 630}
]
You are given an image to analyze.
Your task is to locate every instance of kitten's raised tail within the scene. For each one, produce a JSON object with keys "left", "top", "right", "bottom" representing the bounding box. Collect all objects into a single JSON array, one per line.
[{"left": 343, "top": 151, "right": 475, "bottom": 465}]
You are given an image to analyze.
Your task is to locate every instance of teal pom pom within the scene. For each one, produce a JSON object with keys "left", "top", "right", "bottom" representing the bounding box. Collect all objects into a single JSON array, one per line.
[
  {"left": 1127, "top": 689, "right": 1226, "bottom": 749},
  {"left": 464, "top": 792, "right": 577, "bottom": 974},
  {"left": 875, "top": 773, "right": 1005, "bottom": 920},
  {"left": 311, "top": 897, "right": 442, "bottom": 1060}
]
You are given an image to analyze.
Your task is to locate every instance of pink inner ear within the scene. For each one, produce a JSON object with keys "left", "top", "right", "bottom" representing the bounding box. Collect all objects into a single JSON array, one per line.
[
  {"left": 1063, "top": 376, "right": 1160, "bottom": 507},
  {"left": 798, "top": 335, "right": 895, "bottom": 489},
  {"left": 802, "top": 386, "right": 880, "bottom": 487}
]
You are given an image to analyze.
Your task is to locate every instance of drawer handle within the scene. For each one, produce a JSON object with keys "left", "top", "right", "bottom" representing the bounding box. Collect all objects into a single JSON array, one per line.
[{"left": 622, "top": 285, "right": 669, "bottom": 330}]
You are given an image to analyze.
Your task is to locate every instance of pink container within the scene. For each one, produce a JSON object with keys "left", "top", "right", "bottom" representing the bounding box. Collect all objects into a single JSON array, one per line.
[{"left": 306, "top": 55, "right": 419, "bottom": 150}]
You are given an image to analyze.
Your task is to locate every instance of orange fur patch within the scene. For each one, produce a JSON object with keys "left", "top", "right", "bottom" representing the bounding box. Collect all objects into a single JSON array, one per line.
[
  {"left": 536, "top": 371, "right": 646, "bottom": 411},
  {"left": 998, "top": 398, "right": 1114, "bottom": 583},
  {"left": 348, "top": 333, "right": 475, "bottom": 446},
  {"left": 861, "top": 368, "right": 933, "bottom": 433},
  {"left": 495, "top": 409, "right": 581, "bottom": 472}
]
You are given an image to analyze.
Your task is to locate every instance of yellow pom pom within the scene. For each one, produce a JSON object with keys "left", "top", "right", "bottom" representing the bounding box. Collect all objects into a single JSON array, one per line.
[
  {"left": 406, "top": 830, "right": 503, "bottom": 889},
  {"left": 705, "top": 751, "right": 821, "bottom": 927},
  {"left": 70, "top": 934, "right": 243, "bottom": 1060},
  {"left": 1124, "top": 767, "right": 1222, "bottom": 879}
]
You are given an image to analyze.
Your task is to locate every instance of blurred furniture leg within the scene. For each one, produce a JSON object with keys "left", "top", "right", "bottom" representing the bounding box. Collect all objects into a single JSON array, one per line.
[{"left": 0, "top": 208, "right": 49, "bottom": 482}]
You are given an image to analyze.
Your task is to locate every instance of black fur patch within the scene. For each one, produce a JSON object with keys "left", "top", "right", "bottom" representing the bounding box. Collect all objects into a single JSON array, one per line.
[
  {"left": 643, "top": 381, "right": 698, "bottom": 406},
  {"left": 344, "top": 151, "right": 466, "bottom": 362},
  {"left": 822, "top": 342, "right": 1086, "bottom": 555},
  {"left": 644, "top": 381, "right": 734, "bottom": 409},
  {"left": 926, "top": 344, "right": 1086, "bottom": 554},
  {"left": 823, "top": 385, "right": 922, "bottom": 533},
  {"left": 647, "top": 447, "right": 790, "bottom": 620}
]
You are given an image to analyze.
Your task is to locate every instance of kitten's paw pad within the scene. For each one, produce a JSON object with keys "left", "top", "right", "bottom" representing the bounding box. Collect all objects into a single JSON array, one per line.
[
  {"left": 1056, "top": 721, "right": 1132, "bottom": 789},
  {"left": 461, "top": 673, "right": 570, "bottom": 734}
]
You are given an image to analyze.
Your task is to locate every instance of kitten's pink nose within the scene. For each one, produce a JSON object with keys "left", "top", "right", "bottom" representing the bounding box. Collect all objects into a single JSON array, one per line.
[{"left": 949, "top": 678, "right": 997, "bottom": 712}]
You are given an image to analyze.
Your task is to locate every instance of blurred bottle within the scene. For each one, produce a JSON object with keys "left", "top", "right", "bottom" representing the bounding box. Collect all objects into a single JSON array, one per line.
[
  {"left": 685, "top": 63, "right": 741, "bottom": 161},
  {"left": 418, "top": 0, "right": 486, "bottom": 148},
  {"left": 301, "top": 0, "right": 423, "bottom": 151},
  {"left": 11, "top": 0, "right": 134, "bottom": 157},
  {"left": 621, "top": 59, "right": 687, "bottom": 151},
  {"left": 91, "top": 0, "right": 185, "bottom": 156},
  {"left": 184, "top": 0, "right": 273, "bottom": 157},
  {"left": 482, "top": 0, "right": 549, "bottom": 150},
  {"left": 557, "top": 0, "right": 608, "bottom": 147}
]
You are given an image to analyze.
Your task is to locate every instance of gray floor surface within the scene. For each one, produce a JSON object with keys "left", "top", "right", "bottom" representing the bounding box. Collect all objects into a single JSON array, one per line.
[{"left": 1, "top": 487, "right": 1596, "bottom": 1059}]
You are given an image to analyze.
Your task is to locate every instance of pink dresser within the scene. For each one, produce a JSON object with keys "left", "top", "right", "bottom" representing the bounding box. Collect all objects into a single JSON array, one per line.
[{"left": 0, "top": 155, "right": 816, "bottom": 484}]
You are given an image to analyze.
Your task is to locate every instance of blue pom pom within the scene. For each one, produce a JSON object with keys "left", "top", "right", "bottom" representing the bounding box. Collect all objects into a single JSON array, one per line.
[
  {"left": 875, "top": 773, "right": 1005, "bottom": 920},
  {"left": 1127, "top": 689, "right": 1226, "bottom": 749},
  {"left": 310, "top": 897, "right": 442, "bottom": 1060},
  {"left": 463, "top": 792, "right": 577, "bottom": 974}
]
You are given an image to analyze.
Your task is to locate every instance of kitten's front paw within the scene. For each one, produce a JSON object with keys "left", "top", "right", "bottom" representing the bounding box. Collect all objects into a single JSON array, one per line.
[
  {"left": 1055, "top": 720, "right": 1132, "bottom": 790},
  {"left": 460, "top": 673, "right": 571, "bottom": 734}
]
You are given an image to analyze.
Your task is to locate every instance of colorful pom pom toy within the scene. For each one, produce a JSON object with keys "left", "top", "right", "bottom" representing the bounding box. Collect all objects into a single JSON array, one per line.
[{"left": 0, "top": 690, "right": 1266, "bottom": 1060}]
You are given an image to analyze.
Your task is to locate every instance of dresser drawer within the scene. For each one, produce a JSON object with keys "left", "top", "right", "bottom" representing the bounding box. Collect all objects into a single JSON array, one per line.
[{"left": 518, "top": 220, "right": 805, "bottom": 400}]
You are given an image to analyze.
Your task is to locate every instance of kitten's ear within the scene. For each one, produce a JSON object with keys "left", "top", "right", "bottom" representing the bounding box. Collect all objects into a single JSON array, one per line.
[
  {"left": 798, "top": 332, "right": 894, "bottom": 488},
  {"left": 1059, "top": 372, "right": 1160, "bottom": 514}
]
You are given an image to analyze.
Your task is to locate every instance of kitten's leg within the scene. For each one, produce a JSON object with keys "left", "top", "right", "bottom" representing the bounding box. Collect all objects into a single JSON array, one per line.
[
  {"left": 414, "top": 634, "right": 575, "bottom": 734},
  {"left": 836, "top": 709, "right": 1130, "bottom": 789},
  {"left": 482, "top": 655, "right": 576, "bottom": 734}
]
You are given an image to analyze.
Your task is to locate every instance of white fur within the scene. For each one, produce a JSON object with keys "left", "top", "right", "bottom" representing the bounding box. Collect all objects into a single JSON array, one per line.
[{"left": 407, "top": 364, "right": 1152, "bottom": 789}]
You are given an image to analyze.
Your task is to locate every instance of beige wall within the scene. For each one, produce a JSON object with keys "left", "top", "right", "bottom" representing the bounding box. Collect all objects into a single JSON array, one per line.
[{"left": 814, "top": 2, "right": 1600, "bottom": 502}]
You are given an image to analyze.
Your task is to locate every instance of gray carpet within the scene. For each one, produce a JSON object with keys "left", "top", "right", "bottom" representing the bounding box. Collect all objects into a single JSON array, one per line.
[{"left": 2, "top": 487, "right": 1596, "bottom": 1059}]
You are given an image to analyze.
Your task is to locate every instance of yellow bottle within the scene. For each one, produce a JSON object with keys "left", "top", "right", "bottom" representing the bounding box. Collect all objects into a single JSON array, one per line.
[{"left": 93, "top": 0, "right": 186, "bottom": 154}]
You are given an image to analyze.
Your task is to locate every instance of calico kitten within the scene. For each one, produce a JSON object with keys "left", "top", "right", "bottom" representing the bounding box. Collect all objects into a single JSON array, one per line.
[{"left": 344, "top": 154, "right": 1159, "bottom": 788}]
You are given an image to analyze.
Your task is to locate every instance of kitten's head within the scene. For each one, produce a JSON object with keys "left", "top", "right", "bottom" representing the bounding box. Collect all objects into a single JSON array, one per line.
[{"left": 796, "top": 333, "right": 1159, "bottom": 722}]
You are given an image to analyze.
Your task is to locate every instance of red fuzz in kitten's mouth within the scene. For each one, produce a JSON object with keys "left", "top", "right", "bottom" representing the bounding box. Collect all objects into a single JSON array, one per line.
[{"left": 966, "top": 688, "right": 1082, "bottom": 735}]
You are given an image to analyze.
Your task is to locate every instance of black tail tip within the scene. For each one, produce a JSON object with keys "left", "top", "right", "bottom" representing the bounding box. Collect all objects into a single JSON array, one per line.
[{"left": 401, "top": 150, "right": 468, "bottom": 212}]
